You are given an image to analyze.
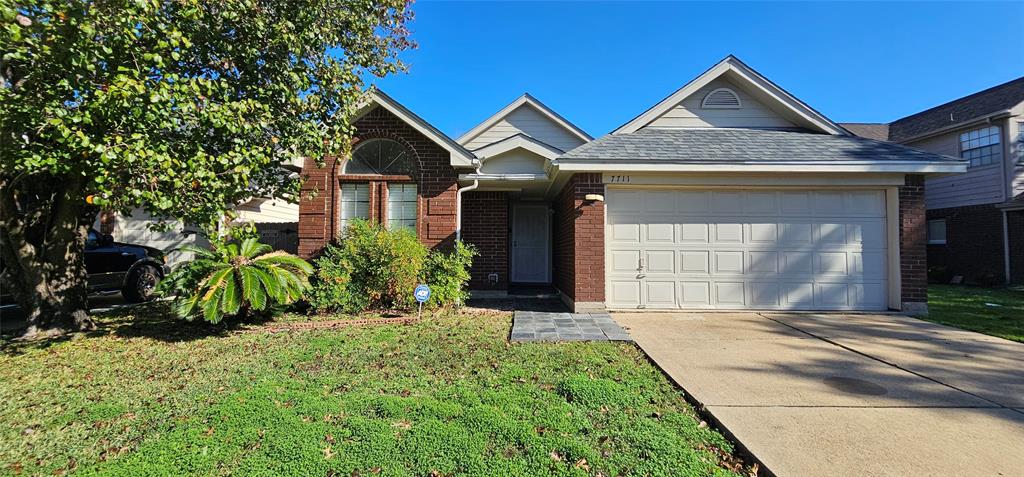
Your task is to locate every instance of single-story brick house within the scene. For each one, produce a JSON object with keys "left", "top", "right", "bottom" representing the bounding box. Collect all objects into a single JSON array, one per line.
[{"left": 298, "top": 56, "right": 966, "bottom": 315}]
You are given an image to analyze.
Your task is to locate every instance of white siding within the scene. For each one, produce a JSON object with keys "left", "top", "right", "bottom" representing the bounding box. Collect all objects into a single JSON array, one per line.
[
  {"left": 644, "top": 78, "right": 797, "bottom": 130},
  {"left": 235, "top": 198, "right": 300, "bottom": 223},
  {"left": 463, "top": 105, "right": 587, "bottom": 152},
  {"left": 917, "top": 124, "right": 1007, "bottom": 209},
  {"left": 102, "top": 208, "right": 207, "bottom": 265},
  {"left": 479, "top": 149, "right": 548, "bottom": 175}
]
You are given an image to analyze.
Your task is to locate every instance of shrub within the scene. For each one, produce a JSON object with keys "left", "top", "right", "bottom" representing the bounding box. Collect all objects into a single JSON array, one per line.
[
  {"left": 308, "top": 220, "right": 427, "bottom": 313},
  {"left": 308, "top": 220, "right": 476, "bottom": 313},
  {"left": 423, "top": 241, "right": 477, "bottom": 307},
  {"left": 158, "top": 238, "right": 313, "bottom": 323}
]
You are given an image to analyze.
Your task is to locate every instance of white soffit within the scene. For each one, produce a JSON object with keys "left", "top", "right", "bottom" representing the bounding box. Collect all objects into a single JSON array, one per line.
[
  {"left": 612, "top": 55, "right": 849, "bottom": 135},
  {"left": 457, "top": 93, "right": 593, "bottom": 146},
  {"left": 353, "top": 89, "right": 477, "bottom": 167}
]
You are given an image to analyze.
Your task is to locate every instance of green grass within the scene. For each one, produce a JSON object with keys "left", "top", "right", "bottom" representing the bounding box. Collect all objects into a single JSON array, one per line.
[
  {"left": 0, "top": 305, "right": 743, "bottom": 476},
  {"left": 926, "top": 285, "right": 1024, "bottom": 342}
]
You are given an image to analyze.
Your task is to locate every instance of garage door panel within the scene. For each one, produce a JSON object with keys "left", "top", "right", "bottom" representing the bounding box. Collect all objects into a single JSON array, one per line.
[
  {"left": 714, "top": 251, "right": 745, "bottom": 274},
  {"left": 610, "top": 223, "right": 640, "bottom": 242},
  {"left": 645, "top": 222, "right": 675, "bottom": 243},
  {"left": 645, "top": 250, "right": 675, "bottom": 273},
  {"left": 645, "top": 281, "right": 677, "bottom": 308},
  {"left": 681, "top": 223, "right": 710, "bottom": 242},
  {"left": 607, "top": 189, "right": 888, "bottom": 311},
  {"left": 715, "top": 282, "right": 746, "bottom": 306},
  {"left": 609, "top": 280, "right": 641, "bottom": 307},
  {"left": 610, "top": 250, "right": 640, "bottom": 273}
]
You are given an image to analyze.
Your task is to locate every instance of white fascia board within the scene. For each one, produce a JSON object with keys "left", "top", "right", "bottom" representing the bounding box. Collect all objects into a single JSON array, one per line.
[
  {"left": 473, "top": 134, "right": 564, "bottom": 159},
  {"left": 457, "top": 94, "right": 593, "bottom": 146},
  {"left": 459, "top": 173, "right": 550, "bottom": 181},
  {"left": 612, "top": 56, "right": 846, "bottom": 135},
  {"left": 353, "top": 90, "right": 478, "bottom": 167},
  {"left": 554, "top": 161, "right": 968, "bottom": 174}
]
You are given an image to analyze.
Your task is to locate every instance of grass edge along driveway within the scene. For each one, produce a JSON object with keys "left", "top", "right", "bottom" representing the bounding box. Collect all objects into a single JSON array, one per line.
[
  {"left": 1, "top": 305, "right": 746, "bottom": 476},
  {"left": 926, "top": 285, "right": 1024, "bottom": 343}
]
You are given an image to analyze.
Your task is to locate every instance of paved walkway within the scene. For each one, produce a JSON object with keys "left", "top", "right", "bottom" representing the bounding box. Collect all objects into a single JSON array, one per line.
[
  {"left": 615, "top": 312, "right": 1024, "bottom": 477},
  {"left": 511, "top": 311, "right": 632, "bottom": 342}
]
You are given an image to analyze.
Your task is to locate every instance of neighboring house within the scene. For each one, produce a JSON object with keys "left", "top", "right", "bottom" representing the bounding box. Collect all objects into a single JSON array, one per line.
[
  {"left": 97, "top": 164, "right": 303, "bottom": 264},
  {"left": 844, "top": 77, "right": 1024, "bottom": 285},
  {"left": 298, "top": 56, "right": 965, "bottom": 314}
]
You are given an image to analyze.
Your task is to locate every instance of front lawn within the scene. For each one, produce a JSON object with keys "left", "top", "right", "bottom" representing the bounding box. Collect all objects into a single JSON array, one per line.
[
  {"left": 0, "top": 306, "right": 743, "bottom": 476},
  {"left": 926, "top": 285, "right": 1024, "bottom": 342}
]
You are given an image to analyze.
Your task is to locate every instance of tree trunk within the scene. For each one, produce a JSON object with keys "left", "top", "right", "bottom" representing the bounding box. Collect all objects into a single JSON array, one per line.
[{"left": 1, "top": 175, "right": 96, "bottom": 338}]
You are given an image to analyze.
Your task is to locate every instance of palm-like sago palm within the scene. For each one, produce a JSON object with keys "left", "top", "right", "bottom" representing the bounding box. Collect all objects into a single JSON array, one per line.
[{"left": 160, "top": 238, "right": 313, "bottom": 323}]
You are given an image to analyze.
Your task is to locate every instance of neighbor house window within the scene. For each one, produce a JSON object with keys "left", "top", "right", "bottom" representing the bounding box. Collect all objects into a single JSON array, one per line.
[
  {"left": 339, "top": 183, "right": 370, "bottom": 231},
  {"left": 959, "top": 126, "right": 1001, "bottom": 168},
  {"left": 387, "top": 184, "right": 418, "bottom": 232},
  {"left": 927, "top": 219, "right": 947, "bottom": 245},
  {"left": 340, "top": 138, "right": 417, "bottom": 233}
]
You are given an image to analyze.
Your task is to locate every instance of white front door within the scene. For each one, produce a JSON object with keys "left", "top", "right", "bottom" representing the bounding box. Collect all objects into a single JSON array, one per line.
[
  {"left": 511, "top": 204, "right": 551, "bottom": 283},
  {"left": 606, "top": 188, "right": 889, "bottom": 310}
]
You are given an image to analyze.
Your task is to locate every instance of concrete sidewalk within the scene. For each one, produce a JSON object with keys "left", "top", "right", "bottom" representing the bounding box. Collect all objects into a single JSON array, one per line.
[{"left": 615, "top": 312, "right": 1024, "bottom": 477}]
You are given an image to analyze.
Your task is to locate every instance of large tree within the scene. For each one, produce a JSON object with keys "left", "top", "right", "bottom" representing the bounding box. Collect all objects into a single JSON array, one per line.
[{"left": 0, "top": 0, "right": 413, "bottom": 337}]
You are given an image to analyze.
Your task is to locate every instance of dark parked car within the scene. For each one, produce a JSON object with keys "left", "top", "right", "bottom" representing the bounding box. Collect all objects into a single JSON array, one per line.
[{"left": 85, "top": 229, "right": 170, "bottom": 302}]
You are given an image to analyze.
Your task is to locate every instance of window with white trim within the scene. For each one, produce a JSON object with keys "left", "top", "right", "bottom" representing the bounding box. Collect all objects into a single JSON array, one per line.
[
  {"left": 387, "top": 184, "right": 417, "bottom": 232},
  {"left": 927, "top": 219, "right": 947, "bottom": 245},
  {"left": 339, "top": 183, "right": 370, "bottom": 231},
  {"left": 959, "top": 126, "right": 1001, "bottom": 168}
]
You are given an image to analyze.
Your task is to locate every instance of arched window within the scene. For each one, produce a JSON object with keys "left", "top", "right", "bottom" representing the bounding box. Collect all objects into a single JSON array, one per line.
[
  {"left": 339, "top": 138, "right": 419, "bottom": 234},
  {"left": 343, "top": 138, "right": 416, "bottom": 176},
  {"left": 701, "top": 88, "right": 742, "bottom": 109}
]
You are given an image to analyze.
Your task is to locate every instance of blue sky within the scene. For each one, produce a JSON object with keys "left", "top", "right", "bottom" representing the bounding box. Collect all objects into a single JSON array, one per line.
[{"left": 368, "top": 1, "right": 1024, "bottom": 138}]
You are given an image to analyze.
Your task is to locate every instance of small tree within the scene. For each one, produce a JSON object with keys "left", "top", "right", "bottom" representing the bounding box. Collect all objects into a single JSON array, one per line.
[{"left": 0, "top": 0, "right": 413, "bottom": 337}]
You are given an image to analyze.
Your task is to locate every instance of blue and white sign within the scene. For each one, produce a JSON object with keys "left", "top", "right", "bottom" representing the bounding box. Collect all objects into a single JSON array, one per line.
[{"left": 414, "top": 284, "right": 431, "bottom": 303}]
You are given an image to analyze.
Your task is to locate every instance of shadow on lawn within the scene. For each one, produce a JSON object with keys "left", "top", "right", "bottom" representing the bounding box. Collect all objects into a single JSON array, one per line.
[{"left": 1, "top": 301, "right": 271, "bottom": 356}]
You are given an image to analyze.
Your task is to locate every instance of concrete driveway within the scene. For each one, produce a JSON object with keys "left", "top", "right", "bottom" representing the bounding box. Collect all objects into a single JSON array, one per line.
[{"left": 615, "top": 312, "right": 1024, "bottom": 477}]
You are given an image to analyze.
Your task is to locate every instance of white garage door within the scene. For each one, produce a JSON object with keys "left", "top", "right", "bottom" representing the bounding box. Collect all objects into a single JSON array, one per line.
[{"left": 606, "top": 189, "right": 889, "bottom": 311}]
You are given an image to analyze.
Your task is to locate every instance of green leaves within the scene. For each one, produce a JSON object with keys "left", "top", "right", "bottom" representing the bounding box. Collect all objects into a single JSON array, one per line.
[
  {"left": 2, "top": 0, "right": 413, "bottom": 231},
  {"left": 161, "top": 239, "right": 313, "bottom": 323}
]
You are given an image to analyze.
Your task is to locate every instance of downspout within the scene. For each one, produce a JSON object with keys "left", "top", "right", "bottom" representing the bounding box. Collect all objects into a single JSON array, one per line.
[{"left": 455, "top": 159, "right": 482, "bottom": 242}]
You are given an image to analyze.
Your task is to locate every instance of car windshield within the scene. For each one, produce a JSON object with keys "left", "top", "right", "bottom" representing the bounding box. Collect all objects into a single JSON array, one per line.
[{"left": 86, "top": 230, "right": 99, "bottom": 248}]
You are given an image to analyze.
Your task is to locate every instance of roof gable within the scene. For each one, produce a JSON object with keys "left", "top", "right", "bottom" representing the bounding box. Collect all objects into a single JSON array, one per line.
[
  {"left": 458, "top": 93, "right": 592, "bottom": 151},
  {"left": 613, "top": 55, "right": 848, "bottom": 135},
  {"left": 354, "top": 90, "right": 477, "bottom": 167}
]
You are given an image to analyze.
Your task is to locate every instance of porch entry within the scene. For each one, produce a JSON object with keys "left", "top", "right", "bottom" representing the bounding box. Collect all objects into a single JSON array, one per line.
[{"left": 511, "top": 203, "right": 551, "bottom": 283}]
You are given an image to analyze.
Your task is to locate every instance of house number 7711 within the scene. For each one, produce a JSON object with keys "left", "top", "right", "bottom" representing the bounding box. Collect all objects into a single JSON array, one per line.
[{"left": 609, "top": 175, "right": 631, "bottom": 183}]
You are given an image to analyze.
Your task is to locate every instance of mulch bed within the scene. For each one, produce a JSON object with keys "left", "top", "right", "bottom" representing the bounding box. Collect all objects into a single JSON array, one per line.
[{"left": 251, "top": 316, "right": 421, "bottom": 333}]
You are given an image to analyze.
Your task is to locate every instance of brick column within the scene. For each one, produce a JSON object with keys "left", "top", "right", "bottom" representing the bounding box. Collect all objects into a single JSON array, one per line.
[
  {"left": 554, "top": 173, "right": 605, "bottom": 311},
  {"left": 297, "top": 156, "right": 338, "bottom": 258},
  {"left": 899, "top": 174, "right": 928, "bottom": 315},
  {"left": 462, "top": 191, "right": 509, "bottom": 291}
]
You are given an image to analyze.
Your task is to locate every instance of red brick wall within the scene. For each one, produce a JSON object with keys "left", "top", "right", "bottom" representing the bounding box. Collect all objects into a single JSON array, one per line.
[
  {"left": 297, "top": 106, "right": 458, "bottom": 257},
  {"left": 553, "top": 173, "right": 605, "bottom": 304},
  {"left": 461, "top": 191, "right": 509, "bottom": 290},
  {"left": 926, "top": 204, "right": 1007, "bottom": 285},
  {"left": 1009, "top": 210, "right": 1024, "bottom": 285},
  {"left": 899, "top": 175, "right": 927, "bottom": 305}
]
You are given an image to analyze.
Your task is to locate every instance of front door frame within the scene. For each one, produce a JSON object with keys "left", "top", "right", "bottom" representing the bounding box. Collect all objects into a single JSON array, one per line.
[{"left": 510, "top": 202, "right": 552, "bottom": 283}]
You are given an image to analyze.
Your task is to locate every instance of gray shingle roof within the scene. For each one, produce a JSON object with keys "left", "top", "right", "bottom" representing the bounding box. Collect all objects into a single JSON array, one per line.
[
  {"left": 840, "top": 123, "right": 891, "bottom": 141},
  {"left": 888, "top": 77, "right": 1024, "bottom": 143},
  {"left": 558, "top": 128, "right": 962, "bottom": 164}
]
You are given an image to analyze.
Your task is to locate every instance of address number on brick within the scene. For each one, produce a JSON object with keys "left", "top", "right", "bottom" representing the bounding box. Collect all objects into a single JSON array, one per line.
[{"left": 608, "top": 175, "right": 631, "bottom": 183}]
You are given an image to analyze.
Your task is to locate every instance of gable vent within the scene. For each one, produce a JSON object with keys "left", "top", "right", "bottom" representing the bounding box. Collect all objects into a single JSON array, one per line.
[{"left": 701, "top": 88, "right": 742, "bottom": 109}]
